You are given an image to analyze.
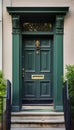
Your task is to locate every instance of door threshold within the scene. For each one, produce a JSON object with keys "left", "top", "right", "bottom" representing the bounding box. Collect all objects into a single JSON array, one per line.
[
  {"left": 22, "top": 100, "right": 53, "bottom": 105},
  {"left": 21, "top": 105, "right": 54, "bottom": 112},
  {"left": 22, "top": 103, "right": 53, "bottom": 106}
]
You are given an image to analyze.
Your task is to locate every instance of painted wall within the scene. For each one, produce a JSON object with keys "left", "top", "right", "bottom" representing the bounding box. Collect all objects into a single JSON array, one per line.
[
  {"left": 0, "top": 0, "right": 2, "bottom": 70},
  {"left": 3, "top": 0, "right": 74, "bottom": 81},
  {"left": 3, "top": 0, "right": 12, "bottom": 80}
]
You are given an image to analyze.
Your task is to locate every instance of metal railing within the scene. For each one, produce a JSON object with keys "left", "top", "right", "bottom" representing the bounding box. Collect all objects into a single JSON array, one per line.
[
  {"left": 63, "top": 81, "right": 71, "bottom": 130},
  {"left": 0, "top": 80, "right": 11, "bottom": 130}
]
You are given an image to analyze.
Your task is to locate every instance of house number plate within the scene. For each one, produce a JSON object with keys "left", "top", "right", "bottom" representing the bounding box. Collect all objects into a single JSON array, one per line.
[{"left": 32, "top": 75, "right": 44, "bottom": 79}]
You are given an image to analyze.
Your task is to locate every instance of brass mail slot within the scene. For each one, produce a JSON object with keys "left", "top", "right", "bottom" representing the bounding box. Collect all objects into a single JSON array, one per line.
[{"left": 32, "top": 75, "right": 44, "bottom": 79}]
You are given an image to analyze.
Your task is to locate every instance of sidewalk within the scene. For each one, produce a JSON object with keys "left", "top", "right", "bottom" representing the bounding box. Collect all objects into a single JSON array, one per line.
[{"left": 11, "top": 128, "right": 65, "bottom": 130}]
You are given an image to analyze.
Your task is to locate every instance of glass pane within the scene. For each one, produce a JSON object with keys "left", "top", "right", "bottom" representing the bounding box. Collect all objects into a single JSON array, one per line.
[{"left": 22, "top": 23, "right": 53, "bottom": 32}]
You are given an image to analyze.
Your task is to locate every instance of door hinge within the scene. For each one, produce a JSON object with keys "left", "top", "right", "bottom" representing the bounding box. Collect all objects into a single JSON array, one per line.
[{"left": 22, "top": 67, "right": 24, "bottom": 78}]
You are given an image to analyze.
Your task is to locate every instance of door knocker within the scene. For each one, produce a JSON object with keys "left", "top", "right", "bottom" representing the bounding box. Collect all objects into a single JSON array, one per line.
[{"left": 36, "top": 40, "right": 40, "bottom": 54}]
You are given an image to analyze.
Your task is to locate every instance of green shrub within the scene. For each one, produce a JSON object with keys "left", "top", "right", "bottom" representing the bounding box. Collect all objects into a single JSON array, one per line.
[
  {"left": 65, "top": 65, "right": 74, "bottom": 98},
  {"left": 0, "top": 70, "right": 6, "bottom": 96},
  {"left": 0, "top": 70, "right": 6, "bottom": 121},
  {"left": 65, "top": 65, "right": 74, "bottom": 118}
]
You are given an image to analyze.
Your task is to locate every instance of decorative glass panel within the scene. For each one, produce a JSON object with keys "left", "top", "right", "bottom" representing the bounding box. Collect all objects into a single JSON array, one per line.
[{"left": 23, "top": 23, "right": 53, "bottom": 32}]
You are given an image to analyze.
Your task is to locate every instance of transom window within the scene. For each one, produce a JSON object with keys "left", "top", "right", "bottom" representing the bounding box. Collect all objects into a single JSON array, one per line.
[{"left": 22, "top": 22, "right": 53, "bottom": 32}]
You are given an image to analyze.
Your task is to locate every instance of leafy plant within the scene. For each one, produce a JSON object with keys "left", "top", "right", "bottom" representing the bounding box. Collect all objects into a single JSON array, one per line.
[
  {"left": 65, "top": 65, "right": 74, "bottom": 99},
  {"left": 65, "top": 65, "right": 74, "bottom": 118},
  {"left": 0, "top": 71, "right": 6, "bottom": 96},
  {"left": 0, "top": 70, "right": 6, "bottom": 122}
]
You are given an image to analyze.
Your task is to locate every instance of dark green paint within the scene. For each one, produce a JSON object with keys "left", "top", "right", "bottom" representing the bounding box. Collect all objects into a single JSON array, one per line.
[
  {"left": 12, "top": 34, "right": 21, "bottom": 111},
  {"left": 53, "top": 15, "right": 64, "bottom": 111},
  {"left": 53, "top": 35, "right": 63, "bottom": 111},
  {"left": 12, "top": 15, "right": 22, "bottom": 112},
  {"left": 22, "top": 36, "right": 53, "bottom": 102},
  {"left": 7, "top": 7, "right": 69, "bottom": 111},
  {"left": 7, "top": 7, "right": 69, "bottom": 14},
  {"left": 22, "top": 32, "right": 54, "bottom": 35}
]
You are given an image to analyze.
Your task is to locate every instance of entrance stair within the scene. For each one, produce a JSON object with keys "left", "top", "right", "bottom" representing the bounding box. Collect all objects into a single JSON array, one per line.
[{"left": 11, "top": 105, "right": 65, "bottom": 128}]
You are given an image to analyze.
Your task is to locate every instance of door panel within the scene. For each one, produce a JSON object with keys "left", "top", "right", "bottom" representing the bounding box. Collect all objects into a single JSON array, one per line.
[
  {"left": 24, "top": 81, "right": 35, "bottom": 98},
  {"left": 25, "top": 50, "right": 35, "bottom": 71},
  {"left": 40, "top": 50, "right": 50, "bottom": 71},
  {"left": 22, "top": 36, "right": 53, "bottom": 103},
  {"left": 40, "top": 81, "right": 51, "bottom": 97}
]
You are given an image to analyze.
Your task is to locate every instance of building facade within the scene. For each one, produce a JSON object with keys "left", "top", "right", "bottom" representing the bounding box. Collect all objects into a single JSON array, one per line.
[
  {"left": 0, "top": 0, "right": 2, "bottom": 70},
  {"left": 2, "top": 0, "right": 74, "bottom": 112}
]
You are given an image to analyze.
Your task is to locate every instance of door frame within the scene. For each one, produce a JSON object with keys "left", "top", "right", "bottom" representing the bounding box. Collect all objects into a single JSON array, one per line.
[{"left": 7, "top": 7, "right": 69, "bottom": 112}]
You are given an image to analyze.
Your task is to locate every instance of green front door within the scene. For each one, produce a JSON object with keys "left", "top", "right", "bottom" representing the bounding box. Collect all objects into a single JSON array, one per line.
[{"left": 22, "top": 35, "right": 53, "bottom": 104}]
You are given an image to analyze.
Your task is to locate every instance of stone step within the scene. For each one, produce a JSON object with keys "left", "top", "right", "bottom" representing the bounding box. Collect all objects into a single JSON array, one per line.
[
  {"left": 12, "top": 115, "right": 64, "bottom": 120},
  {"left": 11, "top": 111, "right": 64, "bottom": 115},
  {"left": 11, "top": 105, "right": 65, "bottom": 128},
  {"left": 11, "top": 111, "right": 65, "bottom": 128},
  {"left": 11, "top": 117, "right": 64, "bottom": 124},
  {"left": 11, "top": 122, "right": 65, "bottom": 128}
]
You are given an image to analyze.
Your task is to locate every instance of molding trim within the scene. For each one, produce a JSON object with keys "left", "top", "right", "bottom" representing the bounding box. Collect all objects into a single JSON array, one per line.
[
  {"left": 7, "top": 7, "right": 69, "bottom": 15},
  {"left": 12, "top": 15, "right": 20, "bottom": 34},
  {"left": 56, "top": 15, "right": 64, "bottom": 34}
]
